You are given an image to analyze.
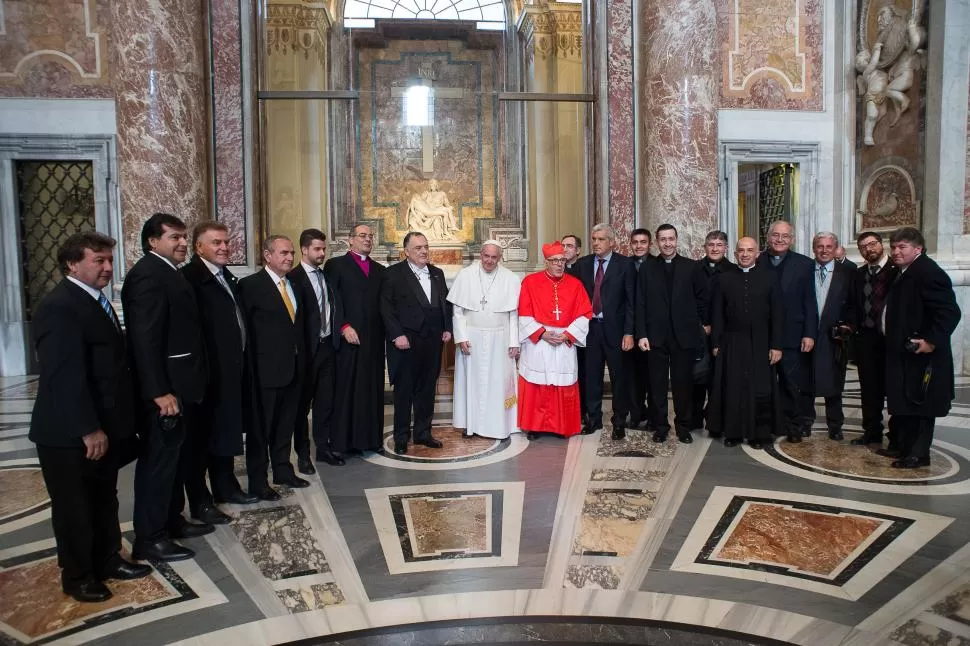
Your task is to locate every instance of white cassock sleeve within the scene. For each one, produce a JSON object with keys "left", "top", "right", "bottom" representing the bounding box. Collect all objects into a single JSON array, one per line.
[
  {"left": 507, "top": 310, "right": 519, "bottom": 348},
  {"left": 453, "top": 305, "right": 469, "bottom": 344},
  {"left": 565, "top": 315, "right": 589, "bottom": 347}
]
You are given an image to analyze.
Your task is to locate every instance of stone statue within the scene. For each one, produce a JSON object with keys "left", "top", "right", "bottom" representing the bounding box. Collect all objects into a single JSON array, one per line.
[
  {"left": 855, "top": 0, "right": 925, "bottom": 146},
  {"left": 406, "top": 179, "right": 460, "bottom": 242}
]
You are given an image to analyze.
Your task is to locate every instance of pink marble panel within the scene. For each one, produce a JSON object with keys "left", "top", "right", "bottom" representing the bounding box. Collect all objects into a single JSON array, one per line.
[
  {"left": 111, "top": 0, "right": 210, "bottom": 267},
  {"left": 639, "top": 0, "right": 719, "bottom": 258},
  {"left": 607, "top": 0, "right": 636, "bottom": 253},
  {"left": 210, "top": 0, "right": 249, "bottom": 264},
  {"left": 718, "top": 0, "right": 823, "bottom": 111}
]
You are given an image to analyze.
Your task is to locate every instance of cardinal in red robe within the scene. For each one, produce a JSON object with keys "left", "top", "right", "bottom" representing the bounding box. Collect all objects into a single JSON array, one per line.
[{"left": 517, "top": 241, "right": 592, "bottom": 438}]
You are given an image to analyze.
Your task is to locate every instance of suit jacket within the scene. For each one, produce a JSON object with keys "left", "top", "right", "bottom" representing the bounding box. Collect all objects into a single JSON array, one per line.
[
  {"left": 324, "top": 252, "right": 387, "bottom": 347},
  {"left": 288, "top": 263, "right": 342, "bottom": 355},
  {"left": 381, "top": 261, "right": 452, "bottom": 383},
  {"left": 29, "top": 279, "right": 136, "bottom": 448},
  {"left": 575, "top": 253, "right": 636, "bottom": 346},
  {"left": 885, "top": 254, "right": 961, "bottom": 417},
  {"left": 238, "top": 268, "right": 306, "bottom": 389},
  {"left": 837, "top": 257, "right": 858, "bottom": 270},
  {"left": 635, "top": 254, "right": 709, "bottom": 349},
  {"left": 181, "top": 255, "right": 249, "bottom": 455},
  {"left": 122, "top": 252, "right": 207, "bottom": 404},
  {"left": 813, "top": 261, "right": 854, "bottom": 396},
  {"left": 756, "top": 250, "right": 818, "bottom": 349}
]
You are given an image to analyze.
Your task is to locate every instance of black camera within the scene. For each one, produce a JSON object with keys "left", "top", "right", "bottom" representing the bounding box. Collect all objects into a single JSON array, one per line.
[
  {"left": 904, "top": 337, "right": 922, "bottom": 353},
  {"left": 158, "top": 413, "right": 181, "bottom": 431},
  {"left": 829, "top": 322, "right": 852, "bottom": 342}
]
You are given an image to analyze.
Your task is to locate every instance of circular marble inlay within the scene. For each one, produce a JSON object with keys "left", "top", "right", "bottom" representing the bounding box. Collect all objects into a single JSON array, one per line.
[
  {"left": 364, "top": 426, "right": 528, "bottom": 470},
  {"left": 0, "top": 467, "right": 49, "bottom": 521},
  {"left": 766, "top": 431, "right": 957, "bottom": 483}
]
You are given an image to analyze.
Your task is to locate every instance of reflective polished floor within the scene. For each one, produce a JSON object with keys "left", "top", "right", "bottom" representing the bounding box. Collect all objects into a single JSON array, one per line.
[{"left": 3, "top": 369, "right": 970, "bottom": 645}]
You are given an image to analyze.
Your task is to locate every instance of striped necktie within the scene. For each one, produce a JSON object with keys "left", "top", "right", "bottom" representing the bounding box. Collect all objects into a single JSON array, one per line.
[{"left": 98, "top": 292, "right": 118, "bottom": 327}]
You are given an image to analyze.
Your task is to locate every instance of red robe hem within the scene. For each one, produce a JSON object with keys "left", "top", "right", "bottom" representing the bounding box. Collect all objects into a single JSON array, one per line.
[{"left": 517, "top": 375, "right": 581, "bottom": 437}]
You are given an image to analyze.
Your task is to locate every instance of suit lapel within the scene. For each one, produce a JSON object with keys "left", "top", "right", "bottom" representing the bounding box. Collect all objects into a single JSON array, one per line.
[
  {"left": 65, "top": 280, "right": 121, "bottom": 338},
  {"left": 404, "top": 264, "right": 431, "bottom": 306},
  {"left": 263, "top": 269, "right": 293, "bottom": 321}
]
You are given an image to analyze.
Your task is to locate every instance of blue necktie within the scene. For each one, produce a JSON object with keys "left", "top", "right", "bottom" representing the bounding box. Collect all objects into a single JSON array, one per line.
[{"left": 98, "top": 292, "right": 118, "bottom": 327}]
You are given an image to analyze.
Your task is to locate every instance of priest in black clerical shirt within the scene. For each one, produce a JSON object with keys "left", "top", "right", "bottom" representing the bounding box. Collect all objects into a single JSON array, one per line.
[{"left": 707, "top": 237, "right": 784, "bottom": 448}]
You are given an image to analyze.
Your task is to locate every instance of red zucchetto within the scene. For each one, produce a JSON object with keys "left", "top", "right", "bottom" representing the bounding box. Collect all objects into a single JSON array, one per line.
[{"left": 542, "top": 241, "right": 565, "bottom": 259}]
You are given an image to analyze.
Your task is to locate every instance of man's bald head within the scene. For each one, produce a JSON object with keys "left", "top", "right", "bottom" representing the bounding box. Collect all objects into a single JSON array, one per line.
[{"left": 735, "top": 236, "right": 759, "bottom": 268}]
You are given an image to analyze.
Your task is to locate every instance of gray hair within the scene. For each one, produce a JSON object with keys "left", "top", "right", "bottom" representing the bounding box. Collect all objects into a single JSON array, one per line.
[
  {"left": 812, "top": 231, "right": 839, "bottom": 247},
  {"left": 591, "top": 223, "right": 616, "bottom": 241},
  {"left": 262, "top": 234, "right": 291, "bottom": 253},
  {"left": 768, "top": 220, "right": 793, "bottom": 236}
]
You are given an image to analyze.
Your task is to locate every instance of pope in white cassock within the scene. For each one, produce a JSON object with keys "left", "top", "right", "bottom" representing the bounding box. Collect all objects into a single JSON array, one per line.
[{"left": 447, "top": 241, "right": 522, "bottom": 439}]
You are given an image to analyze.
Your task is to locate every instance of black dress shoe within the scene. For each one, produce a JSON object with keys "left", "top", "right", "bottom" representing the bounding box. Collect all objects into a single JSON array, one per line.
[
  {"left": 748, "top": 441, "right": 765, "bottom": 450},
  {"left": 786, "top": 433, "right": 802, "bottom": 444},
  {"left": 132, "top": 539, "right": 195, "bottom": 562},
  {"left": 651, "top": 430, "right": 668, "bottom": 443},
  {"left": 394, "top": 443, "right": 408, "bottom": 455},
  {"left": 526, "top": 432, "right": 539, "bottom": 441},
  {"left": 169, "top": 518, "right": 215, "bottom": 539},
  {"left": 64, "top": 580, "right": 112, "bottom": 603},
  {"left": 802, "top": 428, "right": 813, "bottom": 438},
  {"left": 828, "top": 430, "right": 844, "bottom": 441},
  {"left": 724, "top": 438, "right": 741, "bottom": 447},
  {"left": 252, "top": 485, "right": 282, "bottom": 501},
  {"left": 415, "top": 437, "right": 443, "bottom": 449},
  {"left": 192, "top": 503, "right": 232, "bottom": 526},
  {"left": 892, "top": 456, "right": 931, "bottom": 469},
  {"left": 214, "top": 489, "right": 260, "bottom": 505},
  {"left": 850, "top": 436, "right": 881, "bottom": 446},
  {"left": 316, "top": 450, "right": 346, "bottom": 466},
  {"left": 297, "top": 457, "right": 316, "bottom": 475},
  {"left": 274, "top": 473, "right": 310, "bottom": 488},
  {"left": 581, "top": 423, "right": 603, "bottom": 435},
  {"left": 611, "top": 426, "right": 626, "bottom": 440},
  {"left": 98, "top": 559, "right": 152, "bottom": 581},
  {"left": 876, "top": 447, "right": 901, "bottom": 458},
  {"left": 676, "top": 432, "right": 693, "bottom": 444}
]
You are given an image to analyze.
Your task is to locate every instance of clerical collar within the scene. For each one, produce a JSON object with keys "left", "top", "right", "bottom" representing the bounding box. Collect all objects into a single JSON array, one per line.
[
  {"left": 741, "top": 266, "right": 753, "bottom": 273},
  {"left": 662, "top": 255, "right": 675, "bottom": 264},
  {"left": 772, "top": 251, "right": 788, "bottom": 262},
  {"left": 353, "top": 251, "right": 369, "bottom": 262}
]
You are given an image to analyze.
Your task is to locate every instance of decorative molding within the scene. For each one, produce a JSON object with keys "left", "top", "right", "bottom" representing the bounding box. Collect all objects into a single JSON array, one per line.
[
  {"left": 266, "top": 4, "right": 331, "bottom": 58},
  {"left": 518, "top": 3, "right": 582, "bottom": 61},
  {"left": 0, "top": 0, "right": 104, "bottom": 81},
  {"left": 726, "top": 0, "right": 808, "bottom": 94}
]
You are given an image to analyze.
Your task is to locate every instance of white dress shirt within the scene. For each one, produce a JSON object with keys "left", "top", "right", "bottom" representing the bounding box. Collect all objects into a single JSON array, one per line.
[
  {"left": 408, "top": 260, "right": 432, "bottom": 302},
  {"left": 301, "top": 261, "right": 331, "bottom": 338}
]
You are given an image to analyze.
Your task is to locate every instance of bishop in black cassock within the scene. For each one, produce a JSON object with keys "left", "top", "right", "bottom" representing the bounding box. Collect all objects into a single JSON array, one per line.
[{"left": 707, "top": 238, "right": 784, "bottom": 447}]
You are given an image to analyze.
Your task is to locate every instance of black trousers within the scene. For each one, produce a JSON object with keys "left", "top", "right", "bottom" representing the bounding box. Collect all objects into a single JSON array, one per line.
[
  {"left": 630, "top": 349, "right": 651, "bottom": 427},
  {"left": 648, "top": 339, "right": 695, "bottom": 435},
  {"left": 856, "top": 329, "right": 890, "bottom": 439},
  {"left": 812, "top": 395, "right": 845, "bottom": 431},
  {"left": 584, "top": 320, "right": 630, "bottom": 427},
  {"left": 777, "top": 350, "right": 814, "bottom": 435},
  {"left": 168, "top": 405, "right": 239, "bottom": 523},
  {"left": 892, "top": 414, "right": 935, "bottom": 460},
  {"left": 249, "top": 373, "right": 303, "bottom": 488},
  {"left": 37, "top": 444, "right": 123, "bottom": 588},
  {"left": 294, "top": 338, "right": 336, "bottom": 459},
  {"left": 134, "top": 410, "right": 187, "bottom": 543},
  {"left": 691, "top": 351, "right": 714, "bottom": 430},
  {"left": 392, "top": 332, "right": 443, "bottom": 446}
]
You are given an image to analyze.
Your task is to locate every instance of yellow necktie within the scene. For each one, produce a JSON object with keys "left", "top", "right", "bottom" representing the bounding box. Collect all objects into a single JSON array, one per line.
[{"left": 278, "top": 279, "right": 295, "bottom": 322}]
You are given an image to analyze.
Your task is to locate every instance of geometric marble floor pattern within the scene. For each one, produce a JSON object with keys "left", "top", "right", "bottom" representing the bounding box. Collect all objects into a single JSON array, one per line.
[{"left": 4, "top": 371, "right": 970, "bottom": 645}]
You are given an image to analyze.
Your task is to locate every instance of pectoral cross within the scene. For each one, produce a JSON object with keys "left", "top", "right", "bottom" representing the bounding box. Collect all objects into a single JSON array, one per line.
[
  {"left": 552, "top": 305, "right": 562, "bottom": 321},
  {"left": 481, "top": 296, "right": 488, "bottom": 307},
  {"left": 391, "top": 62, "right": 464, "bottom": 173}
]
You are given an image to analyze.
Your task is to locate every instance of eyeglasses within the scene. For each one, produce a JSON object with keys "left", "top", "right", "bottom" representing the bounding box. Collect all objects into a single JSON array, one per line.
[
  {"left": 769, "top": 233, "right": 793, "bottom": 240},
  {"left": 355, "top": 233, "right": 374, "bottom": 239},
  {"left": 859, "top": 240, "right": 881, "bottom": 250},
  {"left": 546, "top": 258, "right": 567, "bottom": 264}
]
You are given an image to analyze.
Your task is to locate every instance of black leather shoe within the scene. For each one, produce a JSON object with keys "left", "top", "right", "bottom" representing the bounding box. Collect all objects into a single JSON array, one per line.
[
  {"left": 214, "top": 489, "right": 260, "bottom": 505},
  {"left": 676, "top": 432, "right": 693, "bottom": 444},
  {"left": 274, "top": 473, "right": 310, "bottom": 488},
  {"left": 801, "top": 427, "right": 813, "bottom": 438},
  {"left": 415, "top": 437, "right": 443, "bottom": 449},
  {"left": 526, "top": 432, "right": 539, "bottom": 441},
  {"left": 169, "top": 518, "right": 215, "bottom": 539},
  {"left": 581, "top": 423, "right": 603, "bottom": 435},
  {"left": 724, "top": 438, "right": 741, "bottom": 447},
  {"left": 850, "top": 436, "right": 881, "bottom": 446},
  {"left": 193, "top": 503, "right": 231, "bottom": 526},
  {"left": 132, "top": 539, "right": 195, "bottom": 562},
  {"left": 892, "top": 456, "right": 931, "bottom": 469},
  {"left": 252, "top": 485, "right": 282, "bottom": 501},
  {"left": 651, "top": 430, "right": 668, "bottom": 443},
  {"left": 64, "top": 580, "right": 112, "bottom": 603},
  {"left": 876, "top": 447, "right": 901, "bottom": 458},
  {"left": 394, "top": 443, "right": 408, "bottom": 455},
  {"left": 297, "top": 457, "right": 316, "bottom": 475},
  {"left": 786, "top": 433, "right": 802, "bottom": 444},
  {"left": 316, "top": 450, "right": 346, "bottom": 466},
  {"left": 611, "top": 426, "right": 626, "bottom": 440},
  {"left": 748, "top": 441, "right": 764, "bottom": 450},
  {"left": 98, "top": 559, "right": 152, "bottom": 581},
  {"left": 828, "top": 430, "right": 844, "bottom": 441}
]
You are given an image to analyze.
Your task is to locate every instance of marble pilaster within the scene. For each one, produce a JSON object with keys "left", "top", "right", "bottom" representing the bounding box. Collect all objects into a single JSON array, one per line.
[
  {"left": 111, "top": 0, "right": 210, "bottom": 267},
  {"left": 638, "top": 0, "right": 718, "bottom": 258},
  {"left": 606, "top": 0, "right": 636, "bottom": 251}
]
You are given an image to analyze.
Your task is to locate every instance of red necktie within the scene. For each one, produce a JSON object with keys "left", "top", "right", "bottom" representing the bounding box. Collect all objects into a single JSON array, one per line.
[{"left": 592, "top": 258, "right": 604, "bottom": 315}]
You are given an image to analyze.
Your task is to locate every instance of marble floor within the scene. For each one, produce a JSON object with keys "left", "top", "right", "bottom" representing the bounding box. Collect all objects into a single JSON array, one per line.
[{"left": 3, "top": 370, "right": 970, "bottom": 645}]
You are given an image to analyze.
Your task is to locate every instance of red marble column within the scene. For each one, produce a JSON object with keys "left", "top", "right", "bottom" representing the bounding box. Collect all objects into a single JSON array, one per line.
[
  {"left": 111, "top": 0, "right": 210, "bottom": 267},
  {"left": 639, "top": 0, "right": 719, "bottom": 258},
  {"left": 606, "top": 0, "right": 636, "bottom": 253}
]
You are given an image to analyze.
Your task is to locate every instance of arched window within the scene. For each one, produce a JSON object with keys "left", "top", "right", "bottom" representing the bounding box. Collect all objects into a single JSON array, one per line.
[{"left": 344, "top": 0, "right": 506, "bottom": 24}]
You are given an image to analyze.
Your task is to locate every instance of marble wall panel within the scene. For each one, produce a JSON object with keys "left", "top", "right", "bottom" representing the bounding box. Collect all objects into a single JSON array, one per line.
[
  {"left": 639, "top": 0, "right": 719, "bottom": 258},
  {"left": 965, "top": 67, "right": 970, "bottom": 233},
  {"left": 606, "top": 0, "right": 636, "bottom": 250},
  {"left": 111, "top": 0, "right": 210, "bottom": 267},
  {"left": 210, "top": 0, "right": 249, "bottom": 264},
  {"left": 719, "top": 0, "right": 823, "bottom": 111}
]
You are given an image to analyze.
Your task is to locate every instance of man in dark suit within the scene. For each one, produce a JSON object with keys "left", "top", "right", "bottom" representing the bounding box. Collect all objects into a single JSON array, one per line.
[
  {"left": 884, "top": 228, "right": 961, "bottom": 468},
  {"left": 289, "top": 229, "right": 342, "bottom": 472},
  {"left": 756, "top": 220, "right": 817, "bottom": 443},
  {"left": 562, "top": 233, "right": 587, "bottom": 425},
  {"left": 562, "top": 234, "right": 582, "bottom": 273},
  {"left": 810, "top": 232, "right": 854, "bottom": 441},
  {"left": 628, "top": 228, "right": 654, "bottom": 430},
  {"left": 239, "top": 235, "right": 308, "bottom": 499},
  {"left": 123, "top": 213, "right": 210, "bottom": 562},
  {"left": 30, "top": 232, "right": 151, "bottom": 603},
  {"left": 575, "top": 224, "right": 636, "bottom": 440},
  {"left": 636, "top": 224, "right": 709, "bottom": 444},
  {"left": 178, "top": 222, "right": 258, "bottom": 526},
  {"left": 381, "top": 232, "right": 453, "bottom": 454},
  {"left": 850, "top": 231, "right": 899, "bottom": 446},
  {"left": 835, "top": 245, "right": 858, "bottom": 269},
  {"left": 324, "top": 224, "right": 387, "bottom": 453},
  {"left": 691, "top": 230, "right": 736, "bottom": 435}
]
